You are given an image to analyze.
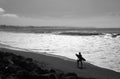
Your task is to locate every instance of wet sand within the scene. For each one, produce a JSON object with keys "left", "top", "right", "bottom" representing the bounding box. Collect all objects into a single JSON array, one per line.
[{"left": 0, "top": 44, "right": 120, "bottom": 79}]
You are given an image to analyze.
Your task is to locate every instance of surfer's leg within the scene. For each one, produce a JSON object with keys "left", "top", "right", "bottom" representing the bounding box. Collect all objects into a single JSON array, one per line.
[
  {"left": 77, "top": 60, "right": 79, "bottom": 67},
  {"left": 80, "top": 61, "right": 83, "bottom": 68}
]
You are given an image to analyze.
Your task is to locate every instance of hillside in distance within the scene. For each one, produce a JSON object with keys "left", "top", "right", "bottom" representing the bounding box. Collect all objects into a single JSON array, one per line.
[{"left": 0, "top": 25, "right": 120, "bottom": 36}]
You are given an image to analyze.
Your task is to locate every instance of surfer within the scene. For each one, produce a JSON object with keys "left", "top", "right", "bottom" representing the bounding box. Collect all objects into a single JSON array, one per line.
[{"left": 75, "top": 52, "right": 86, "bottom": 68}]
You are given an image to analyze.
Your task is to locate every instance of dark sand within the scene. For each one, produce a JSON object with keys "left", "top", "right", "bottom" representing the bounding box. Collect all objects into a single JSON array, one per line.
[{"left": 0, "top": 45, "right": 120, "bottom": 79}]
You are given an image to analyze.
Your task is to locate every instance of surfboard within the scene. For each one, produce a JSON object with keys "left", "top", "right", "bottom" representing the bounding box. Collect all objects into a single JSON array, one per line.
[{"left": 76, "top": 54, "right": 86, "bottom": 61}]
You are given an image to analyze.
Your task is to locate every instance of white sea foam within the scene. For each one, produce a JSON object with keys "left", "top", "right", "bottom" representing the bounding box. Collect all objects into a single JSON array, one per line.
[{"left": 0, "top": 31, "right": 120, "bottom": 72}]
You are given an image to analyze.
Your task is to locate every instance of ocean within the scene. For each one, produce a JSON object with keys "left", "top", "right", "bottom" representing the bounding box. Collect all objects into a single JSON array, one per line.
[{"left": 0, "top": 31, "right": 120, "bottom": 72}]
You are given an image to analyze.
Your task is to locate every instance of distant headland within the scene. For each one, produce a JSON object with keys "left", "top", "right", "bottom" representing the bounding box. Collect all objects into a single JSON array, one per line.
[{"left": 0, "top": 25, "right": 120, "bottom": 37}]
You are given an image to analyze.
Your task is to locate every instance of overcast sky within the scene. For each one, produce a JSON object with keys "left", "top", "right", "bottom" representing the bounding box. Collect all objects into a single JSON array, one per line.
[{"left": 0, "top": 0, "right": 120, "bottom": 28}]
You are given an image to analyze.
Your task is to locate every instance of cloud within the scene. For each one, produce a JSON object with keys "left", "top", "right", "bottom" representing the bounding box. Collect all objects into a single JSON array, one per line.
[
  {"left": 2, "top": 14, "right": 19, "bottom": 18},
  {"left": 107, "top": 11, "right": 120, "bottom": 17},
  {"left": 0, "top": 7, "right": 19, "bottom": 18},
  {"left": 0, "top": 8, "right": 5, "bottom": 13}
]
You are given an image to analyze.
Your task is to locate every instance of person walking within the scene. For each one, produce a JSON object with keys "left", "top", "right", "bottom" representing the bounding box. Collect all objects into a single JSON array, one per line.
[{"left": 75, "top": 52, "right": 86, "bottom": 68}]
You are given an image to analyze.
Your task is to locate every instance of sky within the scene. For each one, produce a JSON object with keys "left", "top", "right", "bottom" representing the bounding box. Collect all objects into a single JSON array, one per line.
[{"left": 0, "top": 0, "right": 120, "bottom": 28}]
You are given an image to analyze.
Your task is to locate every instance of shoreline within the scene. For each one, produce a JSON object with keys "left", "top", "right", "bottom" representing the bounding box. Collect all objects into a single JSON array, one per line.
[
  {"left": 1, "top": 42, "right": 120, "bottom": 73},
  {"left": 0, "top": 46, "right": 120, "bottom": 79}
]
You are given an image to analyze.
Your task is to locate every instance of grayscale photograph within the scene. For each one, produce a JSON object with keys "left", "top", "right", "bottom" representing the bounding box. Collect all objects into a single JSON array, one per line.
[{"left": 0, "top": 0, "right": 120, "bottom": 79}]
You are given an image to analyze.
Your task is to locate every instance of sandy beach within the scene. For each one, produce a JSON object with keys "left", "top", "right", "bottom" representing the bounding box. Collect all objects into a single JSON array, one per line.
[
  {"left": 0, "top": 0, "right": 120, "bottom": 78},
  {"left": 0, "top": 45, "right": 120, "bottom": 79}
]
